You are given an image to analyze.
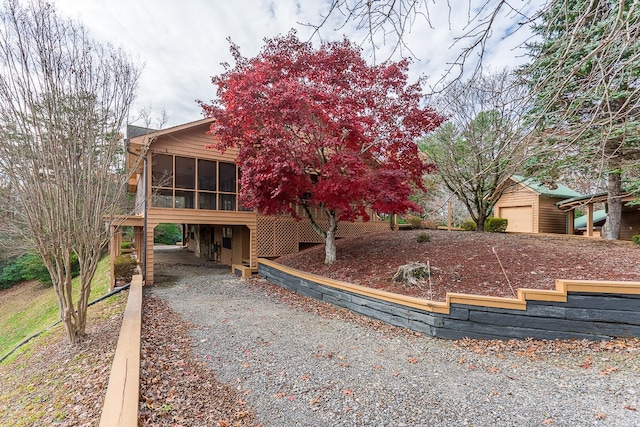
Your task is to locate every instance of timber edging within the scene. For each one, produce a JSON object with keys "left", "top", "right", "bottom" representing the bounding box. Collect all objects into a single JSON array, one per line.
[
  {"left": 257, "top": 259, "right": 640, "bottom": 340},
  {"left": 99, "top": 274, "right": 143, "bottom": 427}
]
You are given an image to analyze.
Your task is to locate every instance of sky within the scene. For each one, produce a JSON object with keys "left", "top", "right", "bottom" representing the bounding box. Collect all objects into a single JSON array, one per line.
[{"left": 51, "top": 0, "right": 543, "bottom": 129}]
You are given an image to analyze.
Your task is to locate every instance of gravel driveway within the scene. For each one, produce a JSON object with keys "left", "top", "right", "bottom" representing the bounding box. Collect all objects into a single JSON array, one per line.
[{"left": 149, "top": 248, "right": 640, "bottom": 426}]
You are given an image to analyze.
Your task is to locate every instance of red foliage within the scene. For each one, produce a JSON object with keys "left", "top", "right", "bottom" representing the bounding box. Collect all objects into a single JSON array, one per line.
[{"left": 201, "top": 31, "right": 444, "bottom": 221}]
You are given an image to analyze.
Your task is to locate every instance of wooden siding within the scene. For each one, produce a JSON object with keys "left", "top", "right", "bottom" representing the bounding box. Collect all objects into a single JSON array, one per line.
[
  {"left": 620, "top": 210, "right": 640, "bottom": 241},
  {"left": 150, "top": 128, "right": 238, "bottom": 162},
  {"left": 495, "top": 185, "right": 568, "bottom": 234},
  {"left": 494, "top": 184, "right": 539, "bottom": 232},
  {"left": 537, "top": 197, "right": 569, "bottom": 234}
]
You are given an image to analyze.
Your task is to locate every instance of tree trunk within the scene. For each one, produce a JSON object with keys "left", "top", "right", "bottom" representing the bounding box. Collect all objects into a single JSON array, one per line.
[
  {"left": 603, "top": 171, "right": 622, "bottom": 240},
  {"left": 324, "top": 212, "right": 338, "bottom": 264},
  {"left": 475, "top": 211, "right": 487, "bottom": 232}
]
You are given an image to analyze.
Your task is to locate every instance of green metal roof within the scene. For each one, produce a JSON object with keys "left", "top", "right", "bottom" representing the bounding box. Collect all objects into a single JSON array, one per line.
[
  {"left": 574, "top": 209, "right": 607, "bottom": 229},
  {"left": 511, "top": 175, "right": 582, "bottom": 199}
]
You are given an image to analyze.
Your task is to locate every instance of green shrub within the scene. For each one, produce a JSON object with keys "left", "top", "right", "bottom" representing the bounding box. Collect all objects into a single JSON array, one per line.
[
  {"left": 416, "top": 232, "right": 431, "bottom": 243},
  {"left": 0, "top": 253, "right": 63, "bottom": 289},
  {"left": 633, "top": 235, "right": 640, "bottom": 245},
  {"left": 404, "top": 215, "right": 424, "bottom": 229},
  {"left": 154, "top": 223, "right": 182, "bottom": 245},
  {"left": 120, "top": 241, "right": 133, "bottom": 250},
  {"left": 460, "top": 219, "right": 477, "bottom": 231},
  {"left": 114, "top": 255, "right": 137, "bottom": 283},
  {"left": 484, "top": 217, "right": 508, "bottom": 233}
]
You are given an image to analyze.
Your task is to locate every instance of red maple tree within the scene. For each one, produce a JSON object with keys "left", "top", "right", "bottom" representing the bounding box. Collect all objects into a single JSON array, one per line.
[{"left": 200, "top": 32, "right": 444, "bottom": 263}]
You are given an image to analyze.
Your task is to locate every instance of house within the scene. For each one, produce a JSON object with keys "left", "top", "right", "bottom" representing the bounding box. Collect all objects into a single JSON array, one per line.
[
  {"left": 556, "top": 192, "right": 640, "bottom": 240},
  {"left": 493, "top": 175, "right": 582, "bottom": 234},
  {"left": 109, "top": 117, "right": 390, "bottom": 286}
]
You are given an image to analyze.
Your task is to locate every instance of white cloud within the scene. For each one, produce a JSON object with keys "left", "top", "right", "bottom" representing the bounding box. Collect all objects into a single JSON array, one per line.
[{"left": 50, "top": 0, "right": 543, "bottom": 128}]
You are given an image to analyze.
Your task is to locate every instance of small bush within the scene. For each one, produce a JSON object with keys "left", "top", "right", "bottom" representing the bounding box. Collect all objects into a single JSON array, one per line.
[
  {"left": 404, "top": 215, "right": 424, "bottom": 229},
  {"left": 154, "top": 223, "right": 182, "bottom": 245},
  {"left": 416, "top": 232, "right": 431, "bottom": 243},
  {"left": 484, "top": 217, "right": 508, "bottom": 233},
  {"left": 460, "top": 219, "right": 477, "bottom": 231},
  {"left": 114, "top": 255, "right": 137, "bottom": 283},
  {"left": 120, "top": 241, "right": 133, "bottom": 250},
  {"left": 421, "top": 219, "right": 440, "bottom": 230},
  {"left": 633, "top": 235, "right": 640, "bottom": 245}
]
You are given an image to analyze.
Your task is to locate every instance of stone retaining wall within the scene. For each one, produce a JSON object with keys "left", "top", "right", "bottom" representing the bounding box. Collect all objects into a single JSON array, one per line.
[{"left": 258, "top": 259, "right": 640, "bottom": 340}]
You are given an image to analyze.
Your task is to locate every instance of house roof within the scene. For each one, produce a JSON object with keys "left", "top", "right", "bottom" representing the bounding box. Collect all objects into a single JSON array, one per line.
[
  {"left": 510, "top": 175, "right": 582, "bottom": 199},
  {"left": 574, "top": 209, "right": 607, "bottom": 229}
]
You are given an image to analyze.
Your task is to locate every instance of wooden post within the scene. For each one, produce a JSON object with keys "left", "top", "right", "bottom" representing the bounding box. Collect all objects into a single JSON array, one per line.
[
  {"left": 447, "top": 200, "right": 452, "bottom": 231},
  {"left": 567, "top": 210, "right": 575, "bottom": 235},
  {"left": 109, "top": 226, "right": 118, "bottom": 292},
  {"left": 587, "top": 203, "right": 594, "bottom": 237}
]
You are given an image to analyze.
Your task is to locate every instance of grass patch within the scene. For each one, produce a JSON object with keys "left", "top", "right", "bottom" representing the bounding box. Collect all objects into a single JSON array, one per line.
[{"left": 0, "top": 255, "right": 112, "bottom": 358}]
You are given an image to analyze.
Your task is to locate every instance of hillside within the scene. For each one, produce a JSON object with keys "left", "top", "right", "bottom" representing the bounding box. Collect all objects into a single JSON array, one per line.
[{"left": 276, "top": 229, "right": 640, "bottom": 301}]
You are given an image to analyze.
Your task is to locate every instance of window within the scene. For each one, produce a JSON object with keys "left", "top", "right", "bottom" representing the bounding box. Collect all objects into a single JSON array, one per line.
[
  {"left": 222, "top": 227, "right": 232, "bottom": 249},
  {"left": 219, "top": 162, "right": 236, "bottom": 192},
  {"left": 198, "top": 193, "right": 216, "bottom": 210},
  {"left": 198, "top": 159, "right": 216, "bottom": 191},
  {"left": 152, "top": 154, "right": 173, "bottom": 187},
  {"left": 150, "top": 154, "right": 241, "bottom": 211},
  {"left": 175, "top": 157, "right": 195, "bottom": 189}
]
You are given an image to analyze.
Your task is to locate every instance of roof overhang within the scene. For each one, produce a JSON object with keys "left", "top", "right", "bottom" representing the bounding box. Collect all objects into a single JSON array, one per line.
[{"left": 556, "top": 192, "right": 637, "bottom": 211}]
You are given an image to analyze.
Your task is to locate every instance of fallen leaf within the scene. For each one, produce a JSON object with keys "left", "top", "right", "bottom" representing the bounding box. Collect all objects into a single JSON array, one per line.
[
  {"left": 374, "top": 365, "right": 382, "bottom": 371},
  {"left": 624, "top": 406, "right": 637, "bottom": 411},
  {"left": 468, "top": 364, "right": 477, "bottom": 370},
  {"left": 487, "top": 366, "right": 500, "bottom": 373},
  {"left": 310, "top": 396, "right": 321, "bottom": 405},
  {"left": 343, "top": 389, "right": 353, "bottom": 396},
  {"left": 595, "top": 413, "right": 608, "bottom": 420},
  {"left": 542, "top": 418, "right": 554, "bottom": 425},
  {"left": 598, "top": 366, "right": 619, "bottom": 376},
  {"left": 274, "top": 392, "right": 286, "bottom": 399},
  {"left": 579, "top": 356, "right": 593, "bottom": 369},
  {"left": 408, "top": 357, "right": 419, "bottom": 364}
]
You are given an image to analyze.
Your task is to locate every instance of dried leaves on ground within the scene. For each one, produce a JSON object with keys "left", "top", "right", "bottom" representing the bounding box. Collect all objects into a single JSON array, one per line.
[
  {"left": 139, "top": 294, "right": 257, "bottom": 427},
  {"left": 0, "top": 293, "right": 126, "bottom": 427},
  {"left": 277, "top": 230, "right": 640, "bottom": 301}
]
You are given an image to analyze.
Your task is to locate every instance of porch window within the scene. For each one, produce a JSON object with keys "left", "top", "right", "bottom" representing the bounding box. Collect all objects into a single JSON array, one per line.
[
  {"left": 150, "top": 153, "right": 243, "bottom": 211},
  {"left": 222, "top": 227, "right": 232, "bottom": 249}
]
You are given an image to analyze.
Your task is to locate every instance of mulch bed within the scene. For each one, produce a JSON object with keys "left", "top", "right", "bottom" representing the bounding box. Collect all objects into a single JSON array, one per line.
[{"left": 276, "top": 229, "right": 640, "bottom": 301}]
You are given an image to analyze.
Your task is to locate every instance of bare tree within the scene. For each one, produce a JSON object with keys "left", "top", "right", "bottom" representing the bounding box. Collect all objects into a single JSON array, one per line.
[
  {"left": 420, "top": 69, "right": 529, "bottom": 230},
  {"left": 0, "top": 0, "right": 140, "bottom": 343},
  {"left": 306, "top": 0, "right": 542, "bottom": 76}
]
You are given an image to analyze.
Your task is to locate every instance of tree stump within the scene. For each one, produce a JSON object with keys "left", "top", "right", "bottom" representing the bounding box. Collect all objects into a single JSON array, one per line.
[{"left": 392, "top": 262, "right": 430, "bottom": 288}]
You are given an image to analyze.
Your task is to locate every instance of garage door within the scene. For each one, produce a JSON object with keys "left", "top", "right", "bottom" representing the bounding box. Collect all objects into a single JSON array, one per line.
[{"left": 499, "top": 206, "right": 533, "bottom": 233}]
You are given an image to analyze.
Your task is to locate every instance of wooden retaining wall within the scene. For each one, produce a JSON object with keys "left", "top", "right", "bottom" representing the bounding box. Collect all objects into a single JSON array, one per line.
[
  {"left": 258, "top": 259, "right": 640, "bottom": 340},
  {"left": 99, "top": 275, "right": 143, "bottom": 427}
]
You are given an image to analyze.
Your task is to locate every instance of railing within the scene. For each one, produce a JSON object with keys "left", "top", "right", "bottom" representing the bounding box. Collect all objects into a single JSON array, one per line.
[{"left": 99, "top": 274, "right": 143, "bottom": 427}]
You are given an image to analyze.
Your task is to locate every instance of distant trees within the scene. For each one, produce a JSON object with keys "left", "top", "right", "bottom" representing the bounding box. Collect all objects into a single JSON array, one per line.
[
  {"left": 420, "top": 70, "right": 529, "bottom": 231},
  {"left": 201, "top": 32, "right": 444, "bottom": 263},
  {"left": 0, "top": 0, "right": 140, "bottom": 343},
  {"left": 520, "top": 0, "right": 640, "bottom": 240}
]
